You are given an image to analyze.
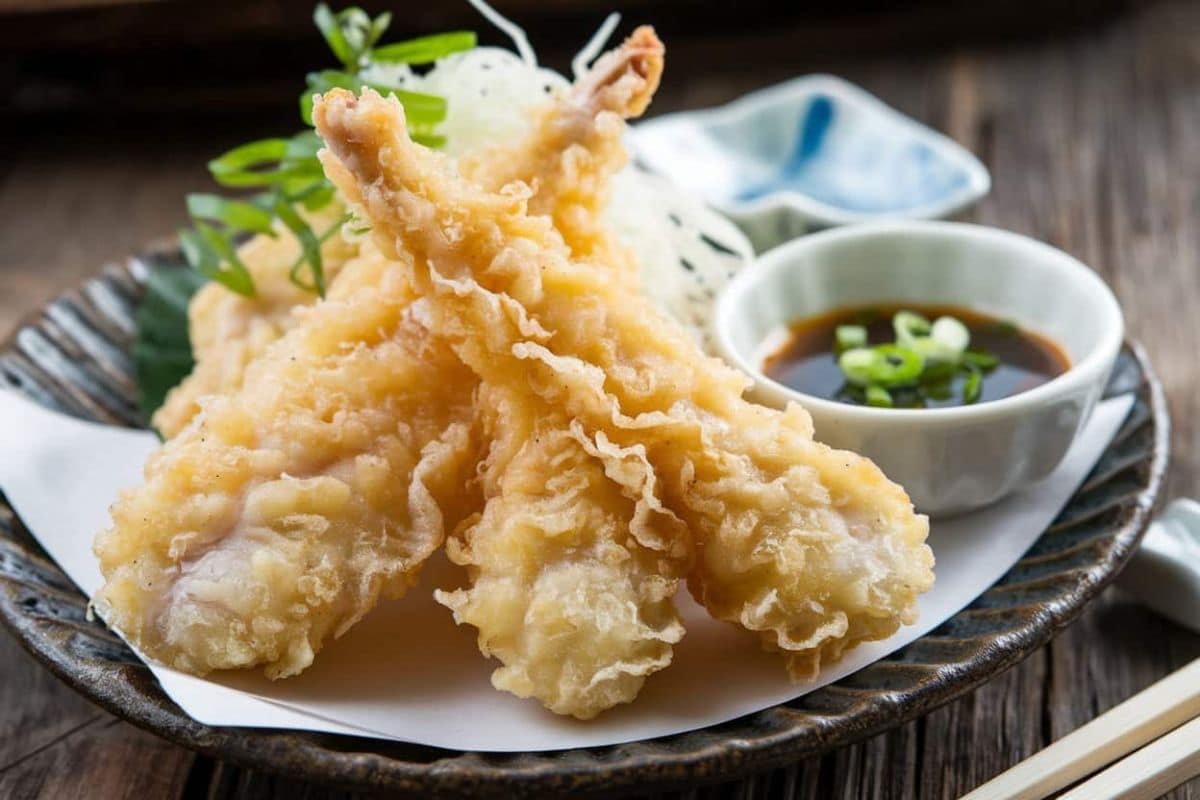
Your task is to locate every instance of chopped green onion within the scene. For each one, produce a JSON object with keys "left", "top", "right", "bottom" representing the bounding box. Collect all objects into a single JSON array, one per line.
[
  {"left": 300, "top": 70, "right": 447, "bottom": 126},
  {"left": 870, "top": 344, "right": 924, "bottom": 387},
  {"left": 179, "top": 224, "right": 254, "bottom": 296},
  {"left": 833, "top": 308, "right": 1006, "bottom": 407},
  {"left": 210, "top": 162, "right": 325, "bottom": 189},
  {"left": 893, "top": 310, "right": 931, "bottom": 345},
  {"left": 963, "top": 350, "right": 999, "bottom": 371},
  {"left": 186, "top": 194, "right": 276, "bottom": 235},
  {"left": 866, "top": 386, "right": 893, "bottom": 408},
  {"left": 931, "top": 316, "right": 970, "bottom": 354},
  {"left": 838, "top": 344, "right": 924, "bottom": 388},
  {"left": 908, "top": 335, "right": 958, "bottom": 364},
  {"left": 371, "top": 31, "right": 477, "bottom": 64},
  {"left": 314, "top": 3, "right": 356, "bottom": 69},
  {"left": 294, "top": 182, "right": 337, "bottom": 211},
  {"left": 919, "top": 359, "right": 959, "bottom": 382},
  {"left": 412, "top": 132, "right": 448, "bottom": 149},
  {"left": 962, "top": 365, "right": 983, "bottom": 404},
  {"left": 284, "top": 130, "right": 324, "bottom": 161},
  {"left": 182, "top": 5, "right": 463, "bottom": 298},
  {"left": 367, "top": 11, "right": 393, "bottom": 52},
  {"left": 208, "top": 138, "right": 291, "bottom": 176},
  {"left": 208, "top": 135, "right": 325, "bottom": 188},
  {"left": 273, "top": 197, "right": 326, "bottom": 297},
  {"left": 835, "top": 324, "right": 867, "bottom": 352},
  {"left": 838, "top": 348, "right": 879, "bottom": 387}
]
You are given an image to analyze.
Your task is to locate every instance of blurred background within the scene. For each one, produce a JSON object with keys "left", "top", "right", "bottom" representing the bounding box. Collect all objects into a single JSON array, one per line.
[
  {"left": 0, "top": 0, "right": 1150, "bottom": 332},
  {"left": 1, "top": 0, "right": 1136, "bottom": 119}
]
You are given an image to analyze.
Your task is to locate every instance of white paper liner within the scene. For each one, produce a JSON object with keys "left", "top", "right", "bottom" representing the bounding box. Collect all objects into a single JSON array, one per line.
[{"left": 0, "top": 389, "right": 1132, "bottom": 751}]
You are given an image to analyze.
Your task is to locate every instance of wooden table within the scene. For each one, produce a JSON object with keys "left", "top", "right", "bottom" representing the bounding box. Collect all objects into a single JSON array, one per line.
[{"left": 1, "top": 1, "right": 1198, "bottom": 797}]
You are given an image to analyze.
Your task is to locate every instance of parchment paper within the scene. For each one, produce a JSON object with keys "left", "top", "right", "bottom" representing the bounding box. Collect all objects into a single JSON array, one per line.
[{"left": 0, "top": 390, "right": 1132, "bottom": 751}]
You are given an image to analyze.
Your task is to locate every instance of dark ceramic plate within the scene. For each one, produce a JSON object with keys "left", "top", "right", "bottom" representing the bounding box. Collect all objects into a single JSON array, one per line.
[{"left": 0, "top": 249, "right": 1169, "bottom": 799}]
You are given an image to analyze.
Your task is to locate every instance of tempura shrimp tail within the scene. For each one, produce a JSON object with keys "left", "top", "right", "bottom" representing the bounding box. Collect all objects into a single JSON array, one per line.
[
  {"left": 462, "top": 26, "right": 663, "bottom": 272},
  {"left": 569, "top": 24, "right": 663, "bottom": 118}
]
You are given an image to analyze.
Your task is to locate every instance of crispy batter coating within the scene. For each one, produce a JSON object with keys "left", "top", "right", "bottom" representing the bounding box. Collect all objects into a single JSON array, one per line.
[
  {"left": 100, "top": 29, "right": 680, "bottom": 708},
  {"left": 152, "top": 203, "right": 358, "bottom": 438},
  {"left": 459, "top": 26, "right": 663, "bottom": 277},
  {"left": 154, "top": 31, "right": 661, "bottom": 438},
  {"left": 436, "top": 384, "right": 687, "bottom": 718},
  {"left": 315, "top": 82, "right": 933, "bottom": 706},
  {"left": 94, "top": 260, "right": 480, "bottom": 678}
]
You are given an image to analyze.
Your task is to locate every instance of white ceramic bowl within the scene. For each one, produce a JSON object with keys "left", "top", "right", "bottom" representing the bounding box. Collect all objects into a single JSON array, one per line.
[{"left": 714, "top": 221, "right": 1124, "bottom": 516}]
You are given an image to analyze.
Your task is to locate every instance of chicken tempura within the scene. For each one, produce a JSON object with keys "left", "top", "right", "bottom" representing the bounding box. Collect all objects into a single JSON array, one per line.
[
  {"left": 153, "top": 30, "right": 663, "bottom": 438},
  {"left": 314, "top": 84, "right": 934, "bottom": 704},
  {"left": 94, "top": 260, "right": 479, "bottom": 678}
]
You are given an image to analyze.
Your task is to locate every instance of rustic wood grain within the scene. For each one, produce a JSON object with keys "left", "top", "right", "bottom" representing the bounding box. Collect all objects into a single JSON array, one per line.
[{"left": 0, "top": 0, "right": 1198, "bottom": 797}]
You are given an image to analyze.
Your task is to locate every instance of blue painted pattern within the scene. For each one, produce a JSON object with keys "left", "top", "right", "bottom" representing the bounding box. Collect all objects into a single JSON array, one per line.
[{"left": 731, "top": 94, "right": 971, "bottom": 213}]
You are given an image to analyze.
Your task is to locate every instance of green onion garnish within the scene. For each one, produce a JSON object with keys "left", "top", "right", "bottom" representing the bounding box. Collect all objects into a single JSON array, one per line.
[
  {"left": 866, "top": 386, "right": 893, "bottom": 408},
  {"left": 893, "top": 310, "right": 931, "bottom": 345},
  {"left": 962, "top": 365, "right": 983, "bottom": 404},
  {"left": 835, "top": 324, "right": 867, "bottom": 353},
  {"left": 839, "top": 348, "right": 880, "bottom": 388},
  {"left": 963, "top": 350, "right": 999, "bottom": 371},
  {"left": 179, "top": 4, "right": 474, "bottom": 297},
  {"left": 838, "top": 345, "right": 924, "bottom": 388},
  {"left": 185, "top": 194, "right": 276, "bottom": 236},
  {"left": 871, "top": 344, "right": 925, "bottom": 386},
  {"left": 930, "top": 316, "right": 970, "bottom": 353},
  {"left": 298, "top": 71, "right": 448, "bottom": 126},
  {"left": 371, "top": 31, "right": 477, "bottom": 64},
  {"left": 178, "top": 224, "right": 255, "bottom": 297},
  {"left": 836, "top": 309, "right": 1000, "bottom": 408}
]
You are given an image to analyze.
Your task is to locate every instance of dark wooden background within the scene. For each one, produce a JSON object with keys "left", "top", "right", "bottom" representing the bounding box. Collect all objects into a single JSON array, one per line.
[{"left": 1, "top": 0, "right": 1198, "bottom": 797}]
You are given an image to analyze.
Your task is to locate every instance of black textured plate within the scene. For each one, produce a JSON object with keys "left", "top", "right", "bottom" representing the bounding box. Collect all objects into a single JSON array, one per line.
[{"left": 0, "top": 249, "right": 1169, "bottom": 799}]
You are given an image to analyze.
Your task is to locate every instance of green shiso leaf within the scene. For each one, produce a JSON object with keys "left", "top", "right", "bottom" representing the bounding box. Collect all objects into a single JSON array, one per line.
[{"left": 133, "top": 267, "right": 208, "bottom": 424}]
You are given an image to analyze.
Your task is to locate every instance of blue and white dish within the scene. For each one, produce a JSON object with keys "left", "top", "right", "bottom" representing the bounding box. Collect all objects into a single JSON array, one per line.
[{"left": 632, "top": 74, "right": 991, "bottom": 250}]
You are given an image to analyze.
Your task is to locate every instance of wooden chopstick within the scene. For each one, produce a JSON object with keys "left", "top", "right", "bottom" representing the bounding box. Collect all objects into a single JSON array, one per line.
[
  {"left": 960, "top": 658, "right": 1200, "bottom": 800},
  {"left": 1058, "top": 715, "right": 1200, "bottom": 800}
]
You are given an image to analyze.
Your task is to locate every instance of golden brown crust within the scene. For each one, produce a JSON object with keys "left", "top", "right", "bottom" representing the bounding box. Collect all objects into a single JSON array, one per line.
[
  {"left": 95, "top": 257, "right": 480, "bottom": 678},
  {"left": 156, "top": 30, "right": 663, "bottom": 439},
  {"left": 315, "top": 88, "right": 933, "bottom": 713}
]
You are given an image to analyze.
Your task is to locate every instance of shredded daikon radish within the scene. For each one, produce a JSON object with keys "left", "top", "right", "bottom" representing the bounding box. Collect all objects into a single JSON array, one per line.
[
  {"left": 464, "top": 0, "right": 537, "bottom": 66},
  {"left": 572, "top": 13, "right": 621, "bottom": 78}
]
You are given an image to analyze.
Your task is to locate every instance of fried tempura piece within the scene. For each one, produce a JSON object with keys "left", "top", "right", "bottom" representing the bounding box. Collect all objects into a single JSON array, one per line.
[
  {"left": 154, "top": 30, "right": 662, "bottom": 438},
  {"left": 459, "top": 26, "right": 663, "bottom": 276},
  {"left": 94, "top": 259, "right": 480, "bottom": 678},
  {"left": 315, "top": 87, "right": 934, "bottom": 690},
  {"left": 152, "top": 203, "right": 357, "bottom": 438},
  {"left": 436, "top": 384, "right": 687, "bottom": 718}
]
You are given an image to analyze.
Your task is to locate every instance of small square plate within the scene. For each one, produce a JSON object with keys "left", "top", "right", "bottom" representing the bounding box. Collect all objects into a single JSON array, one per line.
[{"left": 632, "top": 75, "right": 991, "bottom": 250}]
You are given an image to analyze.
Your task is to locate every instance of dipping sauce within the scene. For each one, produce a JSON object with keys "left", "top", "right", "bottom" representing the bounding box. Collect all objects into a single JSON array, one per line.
[{"left": 763, "top": 304, "right": 1071, "bottom": 409}]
